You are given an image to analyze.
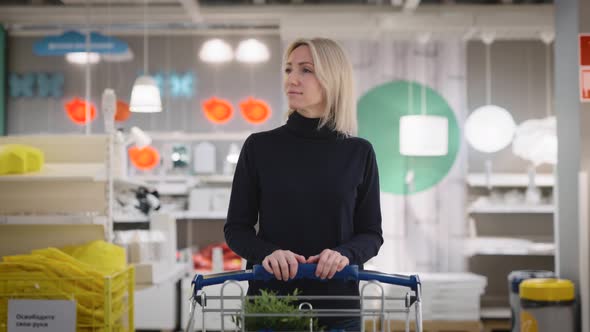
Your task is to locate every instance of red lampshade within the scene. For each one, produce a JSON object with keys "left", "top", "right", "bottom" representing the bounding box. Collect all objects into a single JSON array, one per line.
[
  {"left": 64, "top": 98, "right": 96, "bottom": 125},
  {"left": 240, "top": 97, "right": 271, "bottom": 124},
  {"left": 115, "top": 100, "right": 131, "bottom": 122},
  {"left": 202, "top": 97, "right": 233, "bottom": 124},
  {"left": 128, "top": 145, "right": 160, "bottom": 171}
]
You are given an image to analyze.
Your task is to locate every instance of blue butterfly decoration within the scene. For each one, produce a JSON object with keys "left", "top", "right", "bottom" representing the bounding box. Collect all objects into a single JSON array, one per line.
[
  {"left": 169, "top": 72, "right": 194, "bottom": 98},
  {"left": 9, "top": 73, "right": 35, "bottom": 98},
  {"left": 139, "top": 71, "right": 196, "bottom": 98},
  {"left": 37, "top": 73, "right": 64, "bottom": 98},
  {"left": 9, "top": 72, "right": 64, "bottom": 99}
]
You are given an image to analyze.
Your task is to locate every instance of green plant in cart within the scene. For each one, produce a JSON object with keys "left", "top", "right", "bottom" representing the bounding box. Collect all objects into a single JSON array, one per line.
[{"left": 232, "top": 289, "right": 323, "bottom": 331}]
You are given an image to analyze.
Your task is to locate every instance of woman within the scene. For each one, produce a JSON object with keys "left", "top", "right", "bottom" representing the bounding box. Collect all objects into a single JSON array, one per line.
[{"left": 224, "top": 38, "right": 383, "bottom": 331}]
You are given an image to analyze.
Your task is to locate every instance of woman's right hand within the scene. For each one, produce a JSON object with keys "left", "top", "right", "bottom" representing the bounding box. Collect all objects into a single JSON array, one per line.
[{"left": 262, "top": 250, "right": 306, "bottom": 281}]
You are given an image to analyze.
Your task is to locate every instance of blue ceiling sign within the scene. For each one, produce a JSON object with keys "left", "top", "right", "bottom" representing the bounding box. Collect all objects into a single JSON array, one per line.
[{"left": 33, "top": 30, "right": 129, "bottom": 56}]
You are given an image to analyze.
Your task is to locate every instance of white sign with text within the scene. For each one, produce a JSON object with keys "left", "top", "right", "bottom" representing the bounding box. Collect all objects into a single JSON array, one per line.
[{"left": 7, "top": 299, "right": 76, "bottom": 332}]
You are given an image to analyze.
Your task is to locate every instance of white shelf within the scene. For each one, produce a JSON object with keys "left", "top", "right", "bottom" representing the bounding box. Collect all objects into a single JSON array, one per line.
[
  {"left": 113, "top": 213, "right": 150, "bottom": 223},
  {"left": 468, "top": 198, "right": 554, "bottom": 214},
  {"left": 467, "top": 173, "right": 554, "bottom": 188},
  {"left": 129, "top": 174, "right": 233, "bottom": 195},
  {"left": 468, "top": 246, "right": 555, "bottom": 256},
  {"left": 133, "top": 175, "right": 193, "bottom": 182},
  {"left": 0, "top": 214, "right": 106, "bottom": 225},
  {"left": 465, "top": 238, "right": 555, "bottom": 257},
  {"left": 148, "top": 131, "right": 251, "bottom": 142},
  {"left": 132, "top": 174, "right": 233, "bottom": 184},
  {"left": 155, "top": 183, "right": 190, "bottom": 195},
  {"left": 0, "top": 163, "right": 104, "bottom": 182},
  {"left": 172, "top": 211, "right": 227, "bottom": 220},
  {"left": 114, "top": 177, "right": 150, "bottom": 190},
  {"left": 481, "top": 307, "right": 511, "bottom": 319},
  {"left": 470, "top": 250, "right": 554, "bottom": 257},
  {"left": 199, "top": 175, "right": 233, "bottom": 183}
]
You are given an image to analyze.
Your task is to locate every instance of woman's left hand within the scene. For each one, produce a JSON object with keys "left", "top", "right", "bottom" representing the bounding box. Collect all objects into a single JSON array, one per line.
[{"left": 306, "top": 249, "right": 350, "bottom": 279}]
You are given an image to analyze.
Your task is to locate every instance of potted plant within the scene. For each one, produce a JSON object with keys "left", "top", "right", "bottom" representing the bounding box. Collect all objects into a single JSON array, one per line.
[{"left": 232, "top": 289, "right": 324, "bottom": 332}]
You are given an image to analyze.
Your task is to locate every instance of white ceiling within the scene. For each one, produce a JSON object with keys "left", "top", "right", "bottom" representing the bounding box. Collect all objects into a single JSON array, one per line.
[{"left": 0, "top": 2, "right": 554, "bottom": 41}]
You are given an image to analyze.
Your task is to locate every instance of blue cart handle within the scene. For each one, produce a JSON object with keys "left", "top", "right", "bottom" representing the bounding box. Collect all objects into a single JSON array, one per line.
[{"left": 191, "top": 264, "right": 420, "bottom": 294}]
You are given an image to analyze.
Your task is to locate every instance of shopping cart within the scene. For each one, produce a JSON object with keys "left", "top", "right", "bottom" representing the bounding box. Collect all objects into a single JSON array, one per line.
[{"left": 185, "top": 264, "right": 422, "bottom": 332}]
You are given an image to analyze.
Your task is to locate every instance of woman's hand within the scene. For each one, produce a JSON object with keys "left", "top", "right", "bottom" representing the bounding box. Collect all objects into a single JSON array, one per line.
[
  {"left": 306, "top": 249, "right": 350, "bottom": 279},
  {"left": 262, "top": 250, "right": 307, "bottom": 281}
]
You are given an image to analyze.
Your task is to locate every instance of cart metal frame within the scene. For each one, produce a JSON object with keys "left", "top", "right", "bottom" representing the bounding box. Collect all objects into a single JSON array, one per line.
[{"left": 185, "top": 264, "right": 422, "bottom": 332}]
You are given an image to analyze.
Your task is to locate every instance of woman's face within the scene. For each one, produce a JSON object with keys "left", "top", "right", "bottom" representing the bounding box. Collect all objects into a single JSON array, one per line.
[{"left": 284, "top": 45, "right": 325, "bottom": 118}]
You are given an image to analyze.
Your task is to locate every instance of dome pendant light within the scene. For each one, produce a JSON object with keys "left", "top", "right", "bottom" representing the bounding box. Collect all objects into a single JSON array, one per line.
[
  {"left": 236, "top": 38, "right": 270, "bottom": 63},
  {"left": 464, "top": 33, "right": 516, "bottom": 189},
  {"left": 399, "top": 35, "right": 448, "bottom": 157},
  {"left": 130, "top": 0, "right": 162, "bottom": 113},
  {"left": 199, "top": 39, "right": 233, "bottom": 63}
]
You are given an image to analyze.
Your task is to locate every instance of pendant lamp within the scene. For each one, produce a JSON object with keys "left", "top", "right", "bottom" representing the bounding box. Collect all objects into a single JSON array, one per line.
[
  {"left": 511, "top": 32, "right": 557, "bottom": 167},
  {"left": 236, "top": 38, "right": 270, "bottom": 63},
  {"left": 464, "top": 33, "right": 516, "bottom": 189},
  {"left": 130, "top": 0, "right": 162, "bottom": 113},
  {"left": 399, "top": 36, "right": 448, "bottom": 157},
  {"left": 465, "top": 33, "right": 515, "bottom": 154},
  {"left": 66, "top": 52, "right": 100, "bottom": 65},
  {"left": 199, "top": 39, "right": 233, "bottom": 63}
]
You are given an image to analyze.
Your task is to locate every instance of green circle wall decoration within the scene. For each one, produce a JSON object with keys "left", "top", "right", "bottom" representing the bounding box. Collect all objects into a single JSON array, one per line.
[{"left": 357, "top": 80, "right": 460, "bottom": 195}]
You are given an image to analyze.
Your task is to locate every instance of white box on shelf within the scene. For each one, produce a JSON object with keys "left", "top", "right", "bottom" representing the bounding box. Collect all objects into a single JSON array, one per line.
[
  {"left": 188, "top": 188, "right": 213, "bottom": 213},
  {"left": 361, "top": 272, "right": 487, "bottom": 321},
  {"left": 151, "top": 213, "right": 178, "bottom": 266},
  {"left": 211, "top": 188, "right": 231, "bottom": 213},
  {"left": 193, "top": 142, "right": 216, "bottom": 174}
]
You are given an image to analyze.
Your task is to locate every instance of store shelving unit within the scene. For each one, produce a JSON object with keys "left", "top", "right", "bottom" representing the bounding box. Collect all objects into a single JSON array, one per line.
[
  {"left": 465, "top": 172, "right": 555, "bottom": 312},
  {"left": 0, "top": 134, "right": 195, "bottom": 331},
  {"left": 126, "top": 132, "right": 240, "bottom": 329},
  {"left": 0, "top": 135, "right": 114, "bottom": 255},
  {"left": 127, "top": 130, "right": 240, "bottom": 234}
]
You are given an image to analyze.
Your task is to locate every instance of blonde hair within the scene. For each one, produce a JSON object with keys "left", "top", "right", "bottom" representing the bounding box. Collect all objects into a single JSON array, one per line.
[{"left": 284, "top": 38, "right": 357, "bottom": 137}]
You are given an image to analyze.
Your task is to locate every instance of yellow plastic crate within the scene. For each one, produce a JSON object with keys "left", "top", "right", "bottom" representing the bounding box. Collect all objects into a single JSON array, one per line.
[{"left": 0, "top": 265, "right": 134, "bottom": 332}]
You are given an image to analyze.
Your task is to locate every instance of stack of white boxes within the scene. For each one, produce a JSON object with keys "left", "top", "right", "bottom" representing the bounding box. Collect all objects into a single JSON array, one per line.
[{"left": 362, "top": 273, "right": 487, "bottom": 322}]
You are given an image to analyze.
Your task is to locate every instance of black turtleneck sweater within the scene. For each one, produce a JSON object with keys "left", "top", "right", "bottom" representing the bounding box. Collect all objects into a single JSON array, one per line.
[{"left": 224, "top": 111, "right": 383, "bottom": 322}]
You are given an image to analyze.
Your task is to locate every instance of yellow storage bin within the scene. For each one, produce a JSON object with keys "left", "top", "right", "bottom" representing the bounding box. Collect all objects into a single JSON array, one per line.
[
  {"left": 0, "top": 241, "right": 134, "bottom": 332},
  {"left": 0, "top": 266, "right": 134, "bottom": 332},
  {"left": 0, "top": 144, "right": 44, "bottom": 175}
]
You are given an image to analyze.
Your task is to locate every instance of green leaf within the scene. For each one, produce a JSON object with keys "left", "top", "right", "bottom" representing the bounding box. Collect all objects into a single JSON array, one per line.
[{"left": 232, "top": 289, "right": 324, "bottom": 331}]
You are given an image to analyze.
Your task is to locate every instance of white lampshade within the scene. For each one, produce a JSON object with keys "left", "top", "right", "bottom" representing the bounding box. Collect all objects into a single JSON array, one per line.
[
  {"left": 512, "top": 116, "right": 557, "bottom": 166},
  {"left": 199, "top": 39, "right": 233, "bottom": 63},
  {"left": 129, "top": 75, "right": 162, "bottom": 113},
  {"left": 465, "top": 105, "right": 515, "bottom": 153},
  {"left": 236, "top": 38, "right": 270, "bottom": 63},
  {"left": 399, "top": 115, "right": 448, "bottom": 156},
  {"left": 65, "top": 52, "right": 100, "bottom": 65}
]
